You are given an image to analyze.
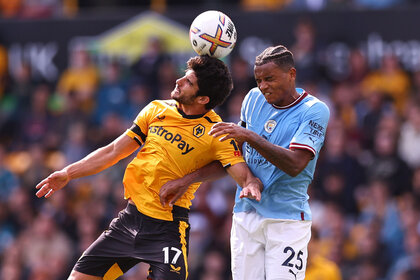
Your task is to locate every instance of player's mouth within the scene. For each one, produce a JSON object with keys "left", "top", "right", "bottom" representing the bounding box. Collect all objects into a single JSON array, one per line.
[{"left": 263, "top": 92, "right": 271, "bottom": 97}]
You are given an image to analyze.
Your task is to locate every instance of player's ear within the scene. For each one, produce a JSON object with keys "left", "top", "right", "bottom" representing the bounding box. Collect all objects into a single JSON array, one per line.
[
  {"left": 196, "top": 95, "right": 210, "bottom": 105},
  {"left": 289, "top": 67, "right": 297, "bottom": 80}
]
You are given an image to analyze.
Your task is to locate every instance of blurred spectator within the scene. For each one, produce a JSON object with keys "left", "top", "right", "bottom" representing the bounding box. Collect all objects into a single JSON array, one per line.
[
  {"left": 18, "top": 144, "right": 50, "bottom": 190},
  {"left": 18, "top": 212, "right": 74, "bottom": 279},
  {"left": 0, "top": 0, "right": 21, "bottom": 17},
  {"left": 93, "top": 60, "right": 129, "bottom": 125},
  {"left": 56, "top": 47, "right": 99, "bottom": 116},
  {"left": 130, "top": 36, "right": 170, "bottom": 100},
  {"left": 156, "top": 59, "right": 179, "bottom": 100},
  {"left": 16, "top": 83, "right": 54, "bottom": 147},
  {"left": 123, "top": 81, "right": 152, "bottom": 123},
  {"left": 411, "top": 69, "right": 420, "bottom": 97},
  {"left": 229, "top": 56, "right": 255, "bottom": 97},
  {"left": 0, "top": 144, "right": 19, "bottom": 202},
  {"left": 240, "top": 0, "right": 292, "bottom": 11},
  {"left": 19, "top": 0, "right": 62, "bottom": 18},
  {"left": 313, "top": 119, "right": 364, "bottom": 215},
  {"left": 356, "top": 90, "right": 394, "bottom": 150},
  {"left": 361, "top": 52, "right": 411, "bottom": 116},
  {"left": 290, "top": 18, "right": 322, "bottom": 85},
  {"left": 61, "top": 121, "right": 90, "bottom": 164},
  {"left": 306, "top": 227, "right": 342, "bottom": 280},
  {"left": 346, "top": 48, "right": 370, "bottom": 86},
  {"left": 0, "top": 42, "right": 8, "bottom": 97},
  {"left": 0, "top": 243, "right": 23, "bottom": 280},
  {"left": 191, "top": 246, "right": 232, "bottom": 280},
  {"left": 361, "top": 114, "right": 412, "bottom": 196},
  {"left": 357, "top": 179, "right": 405, "bottom": 263},
  {"left": 10, "top": 62, "right": 34, "bottom": 109},
  {"left": 398, "top": 99, "right": 420, "bottom": 169},
  {"left": 330, "top": 82, "right": 360, "bottom": 136}
]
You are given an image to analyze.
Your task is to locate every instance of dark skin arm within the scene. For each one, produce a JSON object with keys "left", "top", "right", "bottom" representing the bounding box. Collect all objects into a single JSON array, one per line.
[{"left": 209, "top": 122, "right": 313, "bottom": 177}]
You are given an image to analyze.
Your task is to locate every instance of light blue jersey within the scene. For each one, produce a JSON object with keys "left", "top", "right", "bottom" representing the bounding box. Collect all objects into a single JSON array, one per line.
[{"left": 234, "top": 88, "right": 330, "bottom": 221}]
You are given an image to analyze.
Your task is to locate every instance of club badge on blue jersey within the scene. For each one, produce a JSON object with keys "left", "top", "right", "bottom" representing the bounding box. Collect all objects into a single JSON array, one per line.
[{"left": 264, "top": 120, "right": 277, "bottom": 133}]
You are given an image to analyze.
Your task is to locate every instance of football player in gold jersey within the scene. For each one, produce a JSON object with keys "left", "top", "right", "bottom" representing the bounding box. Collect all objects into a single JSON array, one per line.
[{"left": 35, "top": 55, "right": 262, "bottom": 280}]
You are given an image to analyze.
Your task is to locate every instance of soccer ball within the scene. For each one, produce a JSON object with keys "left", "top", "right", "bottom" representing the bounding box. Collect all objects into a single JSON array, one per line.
[{"left": 189, "top": 10, "right": 237, "bottom": 59}]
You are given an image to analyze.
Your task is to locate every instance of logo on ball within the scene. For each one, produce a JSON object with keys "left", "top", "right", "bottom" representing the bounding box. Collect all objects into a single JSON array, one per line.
[{"left": 189, "top": 10, "right": 237, "bottom": 59}]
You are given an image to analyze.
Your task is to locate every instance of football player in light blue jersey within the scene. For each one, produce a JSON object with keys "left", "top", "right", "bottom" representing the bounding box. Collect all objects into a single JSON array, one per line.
[{"left": 160, "top": 45, "right": 330, "bottom": 280}]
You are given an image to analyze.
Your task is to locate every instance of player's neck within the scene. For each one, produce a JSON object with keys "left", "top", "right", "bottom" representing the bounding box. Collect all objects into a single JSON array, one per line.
[{"left": 177, "top": 103, "right": 209, "bottom": 116}]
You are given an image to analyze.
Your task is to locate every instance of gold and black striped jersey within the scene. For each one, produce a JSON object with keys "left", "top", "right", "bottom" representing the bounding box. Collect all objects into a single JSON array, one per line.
[{"left": 124, "top": 100, "right": 244, "bottom": 221}]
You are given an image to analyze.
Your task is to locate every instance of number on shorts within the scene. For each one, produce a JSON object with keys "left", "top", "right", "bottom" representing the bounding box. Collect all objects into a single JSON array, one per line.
[
  {"left": 281, "top": 246, "right": 303, "bottom": 270},
  {"left": 162, "top": 247, "right": 182, "bottom": 264}
]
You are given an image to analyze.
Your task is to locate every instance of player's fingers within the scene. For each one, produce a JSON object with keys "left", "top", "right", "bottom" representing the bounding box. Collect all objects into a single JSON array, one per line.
[
  {"left": 210, "top": 122, "right": 227, "bottom": 130},
  {"left": 159, "top": 189, "right": 170, "bottom": 207},
  {"left": 44, "top": 189, "right": 54, "bottom": 198},
  {"left": 36, "top": 184, "right": 50, "bottom": 198},
  {"left": 252, "top": 188, "right": 261, "bottom": 201},
  {"left": 169, "top": 188, "right": 186, "bottom": 207},
  {"left": 239, "top": 188, "right": 249, "bottom": 199},
  {"left": 208, "top": 128, "right": 225, "bottom": 137},
  {"left": 218, "top": 135, "right": 230, "bottom": 142},
  {"left": 35, "top": 178, "right": 48, "bottom": 190}
]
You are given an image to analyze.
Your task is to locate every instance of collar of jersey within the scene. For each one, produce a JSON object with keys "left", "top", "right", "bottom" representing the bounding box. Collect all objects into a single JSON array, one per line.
[
  {"left": 272, "top": 91, "right": 308, "bottom": 109},
  {"left": 177, "top": 107, "right": 206, "bottom": 119}
]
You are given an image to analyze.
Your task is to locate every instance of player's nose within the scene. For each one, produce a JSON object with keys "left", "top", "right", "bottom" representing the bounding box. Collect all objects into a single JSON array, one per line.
[{"left": 259, "top": 81, "right": 268, "bottom": 91}]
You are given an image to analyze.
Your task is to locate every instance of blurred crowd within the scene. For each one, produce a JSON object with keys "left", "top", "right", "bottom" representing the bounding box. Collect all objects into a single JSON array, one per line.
[
  {"left": 0, "top": 0, "right": 420, "bottom": 19},
  {"left": 1, "top": 15, "right": 420, "bottom": 280}
]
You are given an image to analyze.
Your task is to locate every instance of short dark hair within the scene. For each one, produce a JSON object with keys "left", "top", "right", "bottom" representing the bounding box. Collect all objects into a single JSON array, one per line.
[
  {"left": 187, "top": 55, "right": 233, "bottom": 110},
  {"left": 255, "top": 45, "right": 294, "bottom": 70}
]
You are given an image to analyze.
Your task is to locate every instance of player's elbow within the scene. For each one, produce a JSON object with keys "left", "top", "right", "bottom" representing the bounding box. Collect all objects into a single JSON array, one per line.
[
  {"left": 285, "top": 164, "right": 306, "bottom": 177},
  {"left": 285, "top": 168, "right": 301, "bottom": 177}
]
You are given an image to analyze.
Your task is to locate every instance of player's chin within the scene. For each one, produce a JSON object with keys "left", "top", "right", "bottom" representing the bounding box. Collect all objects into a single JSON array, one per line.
[{"left": 170, "top": 91, "right": 179, "bottom": 100}]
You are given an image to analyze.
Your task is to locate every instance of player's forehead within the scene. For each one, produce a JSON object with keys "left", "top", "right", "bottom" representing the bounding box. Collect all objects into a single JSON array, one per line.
[
  {"left": 185, "top": 69, "right": 198, "bottom": 84},
  {"left": 254, "top": 62, "right": 285, "bottom": 78}
]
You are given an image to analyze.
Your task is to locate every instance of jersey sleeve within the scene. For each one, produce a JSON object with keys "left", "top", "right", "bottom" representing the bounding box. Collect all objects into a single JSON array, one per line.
[
  {"left": 125, "top": 101, "right": 160, "bottom": 146},
  {"left": 212, "top": 138, "right": 245, "bottom": 168},
  {"left": 289, "top": 101, "right": 330, "bottom": 157}
]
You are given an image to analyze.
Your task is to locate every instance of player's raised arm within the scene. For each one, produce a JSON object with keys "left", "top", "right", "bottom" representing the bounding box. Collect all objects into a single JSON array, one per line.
[{"left": 36, "top": 133, "right": 139, "bottom": 198}]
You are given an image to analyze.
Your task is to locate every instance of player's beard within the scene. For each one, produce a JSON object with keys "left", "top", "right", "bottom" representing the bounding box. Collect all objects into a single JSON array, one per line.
[{"left": 171, "top": 89, "right": 197, "bottom": 106}]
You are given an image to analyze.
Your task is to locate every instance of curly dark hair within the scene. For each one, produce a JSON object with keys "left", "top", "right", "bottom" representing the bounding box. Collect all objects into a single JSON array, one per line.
[
  {"left": 187, "top": 55, "right": 233, "bottom": 110},
  {"left": 255, "top": 45, "right": 295, "bottom": 71}
]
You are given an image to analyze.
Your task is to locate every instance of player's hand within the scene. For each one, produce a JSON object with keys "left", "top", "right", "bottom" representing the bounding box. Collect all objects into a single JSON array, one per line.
[
  {"left": 159, "top": 178, "right": 190, "bottom": 207},
  {"left": 209, "top": 122, "right": 249, "bottom": 142},
  {"left": 240, "top": 178, "right": 263, "bottom": 201},
  {"left": 35, "top": 170, "right": 70, "bottom": 198}
]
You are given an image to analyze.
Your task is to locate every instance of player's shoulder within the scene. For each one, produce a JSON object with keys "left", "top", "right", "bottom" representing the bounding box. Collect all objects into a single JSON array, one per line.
[
  {"left": 244, "top": 87, "right": 265, "bottom": 104},
  {"left": 204, "top": 110, "right": 223, "bottom": 124},
  {"left": 247, "top": 87, "right": 263, "bottom": 98},
  {"left": 302, "top": 91, "right": 330, "bottom": 115},
  {"left": 151, "top": 99, "right": 177, "bottom": 107}
]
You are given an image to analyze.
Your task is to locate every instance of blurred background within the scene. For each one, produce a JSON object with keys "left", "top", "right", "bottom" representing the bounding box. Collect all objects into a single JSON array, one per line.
[{"left": 1, "top": 1, "right": 420, "bottom": 279}]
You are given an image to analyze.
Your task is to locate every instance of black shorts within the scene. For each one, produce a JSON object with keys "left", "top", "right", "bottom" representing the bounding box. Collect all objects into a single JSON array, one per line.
[{"left": 73, "top": 202, "right": 190, "bottom": 280}]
